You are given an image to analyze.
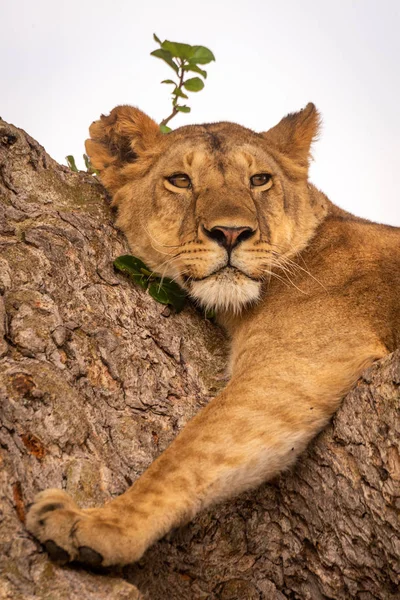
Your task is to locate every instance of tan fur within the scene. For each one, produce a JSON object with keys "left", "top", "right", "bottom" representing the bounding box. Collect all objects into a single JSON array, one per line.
[{"left": 26, "top": 104, "right": 400, "bottom": 567}]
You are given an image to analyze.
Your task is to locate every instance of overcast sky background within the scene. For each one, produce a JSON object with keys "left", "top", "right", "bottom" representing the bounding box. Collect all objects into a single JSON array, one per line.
[{"left": 2, "top": 0, "right": 399, "bottom": 225}]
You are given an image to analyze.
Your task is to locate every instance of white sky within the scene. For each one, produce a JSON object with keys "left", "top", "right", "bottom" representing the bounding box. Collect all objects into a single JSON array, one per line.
[{"left": 2, "top": 0, "right": 399, "bottom": 225}]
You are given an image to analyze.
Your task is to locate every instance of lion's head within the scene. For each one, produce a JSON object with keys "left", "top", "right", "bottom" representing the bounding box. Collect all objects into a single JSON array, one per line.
[{"left": 86, "top": 104, "right": 328, "bottom": 313}]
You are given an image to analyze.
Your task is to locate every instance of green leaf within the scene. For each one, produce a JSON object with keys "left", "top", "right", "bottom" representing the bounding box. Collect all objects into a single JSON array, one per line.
[
  {"left": 161, "top": 40, "right": 194, "bottom": 61},
  {"left": 113, "top": 255, "right": 151, "bottom": 289},
  {"left": 183, "top": 64, "right": 207, "bottom": 78},
  {"left": 83, "top": 153, "right": 98, "bottom": 175},
  {"left": 161, "top": 79, "right": 176, "bottom": 85},
  {"left": 114, "top": 254, "right": 187, "bottom": 312},
  {"left": 66, "top": 155, "right": 79, "bottom": 172},
  {"left": 160, "top": 124, "right": 172, "bottom": 134},
  {"left": 183, "top": 77, "right": 204, "bottom": 92},
  {"left": 189, "top": 46, "right": 215, "bottom": 65},
  {"left": 176, "top": 105, "right": 191, "bottom": 113},
  {"left": 133, "top": 274, "right": 150, "bottom": 289},
  {"left": 153, "top": 33, "right": 162, "bottom": 45},
  {"left": 150, "top": 49, "right": 179, "bottom": 74},
  {"left": 149, "top": 279, "right": 187, "bottom": 312},
  {"left": 148, "top": 282, "right": 171, "bottom": 305},
  {"left": 172, "top": 87, "right": 189, "bottom": 99},
  {"left": 161, "top": 279, "right": 187, "bottom": 312},
  {"left": 114, "top": 254, "right": 149, "bottom": 274}
]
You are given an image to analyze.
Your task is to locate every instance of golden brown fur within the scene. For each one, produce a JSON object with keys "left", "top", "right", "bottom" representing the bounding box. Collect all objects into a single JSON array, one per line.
[{"left": 26, "top": 104, "right": 400, "bottom": 567}]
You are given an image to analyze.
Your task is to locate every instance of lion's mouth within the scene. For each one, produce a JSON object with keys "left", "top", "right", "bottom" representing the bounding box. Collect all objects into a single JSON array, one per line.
[
  {"left": 183, "top": 265, "right": 260, "bottom": 284},
  {"left": 183, "top": 266, "right": 262, "bottom": 313}
]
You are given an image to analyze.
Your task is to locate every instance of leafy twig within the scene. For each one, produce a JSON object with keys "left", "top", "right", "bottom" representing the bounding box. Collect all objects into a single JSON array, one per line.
[
  {"left": 151, "top": 34, "right": 215, "bottom": 131},
  {"left": 66, "top": 154, "right": 98, "bottom": 175},
  {"left": 113, "top": 255, "right": 187, "bottom": 312}
]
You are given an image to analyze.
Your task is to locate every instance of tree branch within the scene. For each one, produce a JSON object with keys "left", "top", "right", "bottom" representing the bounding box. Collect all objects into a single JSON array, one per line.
[{"left": 0, "top": 119, "right": 399, "bottom": 600}]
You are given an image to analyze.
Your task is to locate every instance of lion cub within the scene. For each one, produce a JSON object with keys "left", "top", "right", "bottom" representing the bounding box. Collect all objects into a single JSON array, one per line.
[{"left": 26, "top": 104, "right": 400, "bottom": 567}]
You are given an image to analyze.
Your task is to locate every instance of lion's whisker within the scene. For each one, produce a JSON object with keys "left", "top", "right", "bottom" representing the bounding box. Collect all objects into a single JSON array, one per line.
[{"left": 140, "top": 221, "right": 182, "bottom": 250}]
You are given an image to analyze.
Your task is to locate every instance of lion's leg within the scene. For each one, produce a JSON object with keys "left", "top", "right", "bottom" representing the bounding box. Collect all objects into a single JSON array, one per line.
[
  {"left": 26, "top": 334, "right": 387, "bottom": 567},
  {"left": 26, "top": 374, "right": 340, "bottom": 567}
]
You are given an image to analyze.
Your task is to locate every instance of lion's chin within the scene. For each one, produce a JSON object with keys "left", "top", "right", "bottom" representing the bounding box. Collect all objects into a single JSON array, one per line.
[{"left": 189, "top": 269, "right": 261, "bottom": 314}]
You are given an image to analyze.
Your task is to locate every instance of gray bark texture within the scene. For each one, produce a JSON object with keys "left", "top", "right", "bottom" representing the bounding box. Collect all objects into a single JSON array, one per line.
[{"left": 0, "top": 119, "right": 399, "bottom": 600}]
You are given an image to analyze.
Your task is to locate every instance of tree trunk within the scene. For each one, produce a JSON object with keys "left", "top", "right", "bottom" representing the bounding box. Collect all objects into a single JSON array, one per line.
[{"left": 0, "top": 119, "right": 399, "bottom": 600}]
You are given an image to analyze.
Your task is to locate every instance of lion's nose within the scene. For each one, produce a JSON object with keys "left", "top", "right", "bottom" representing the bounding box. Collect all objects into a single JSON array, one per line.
[{"left": 203, "top": 225, "right": 256, "bottom": 252}]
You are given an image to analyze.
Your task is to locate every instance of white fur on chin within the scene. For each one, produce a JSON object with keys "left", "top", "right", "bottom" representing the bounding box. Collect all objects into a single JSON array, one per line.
[{"left": 189, "top": 272, "right": 261, "bottom": 314}]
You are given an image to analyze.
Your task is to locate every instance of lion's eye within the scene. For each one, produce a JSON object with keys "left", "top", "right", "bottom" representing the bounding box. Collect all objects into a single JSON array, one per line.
[
  {"left": 167, "top": 174, "right": 192, "bottom": 189},
  {"left": 250, "top": 173, "right": 271, "bottom": 187}
]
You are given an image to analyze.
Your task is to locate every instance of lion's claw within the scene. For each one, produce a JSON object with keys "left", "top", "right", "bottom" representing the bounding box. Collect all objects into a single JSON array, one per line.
[
  {"left": 44, "top": 540, "right": 71, "bottom": 564},
  {"left": 77, "top": 546, "right": 103, "bottom": 566}
]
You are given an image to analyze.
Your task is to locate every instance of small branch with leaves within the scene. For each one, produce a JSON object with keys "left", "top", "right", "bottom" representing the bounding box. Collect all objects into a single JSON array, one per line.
[
  {"left": 151, "top": 33, "right": 215, "bottom": 132},
  {"left": 113, "top": 255, "right": 187, "bottom": 313},
  {"left": 66, "top": 153, "right": 98, "bottom": 175}
]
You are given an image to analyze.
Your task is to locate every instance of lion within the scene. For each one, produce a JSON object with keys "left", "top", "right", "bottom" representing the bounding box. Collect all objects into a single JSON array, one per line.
[{"left": 26, "top": 103, "right": 400, "bottom": 567}]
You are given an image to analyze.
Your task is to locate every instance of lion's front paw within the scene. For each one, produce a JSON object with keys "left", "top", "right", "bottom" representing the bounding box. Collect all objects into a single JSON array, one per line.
[{"left": 26, "top": 489, "right": 141, "bottom": 567}]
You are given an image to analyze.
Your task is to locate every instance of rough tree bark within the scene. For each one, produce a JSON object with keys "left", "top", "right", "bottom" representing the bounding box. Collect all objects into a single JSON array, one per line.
[{"left": 0, "top": 119, "right": 399, "bottom": 600}]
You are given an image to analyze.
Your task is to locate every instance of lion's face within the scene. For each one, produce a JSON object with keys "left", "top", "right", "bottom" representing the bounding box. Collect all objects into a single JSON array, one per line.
[{"left": 86, "top": 104, "right": 326, "bottom": 313}]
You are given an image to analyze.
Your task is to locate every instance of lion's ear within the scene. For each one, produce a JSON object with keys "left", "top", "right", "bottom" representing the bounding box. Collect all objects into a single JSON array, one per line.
[
  {"left": 85, "top": 105, "right": 162, "bottom": 194},
  {"left": 262, "top": 103, "right": 320, "bottom": 169}
]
